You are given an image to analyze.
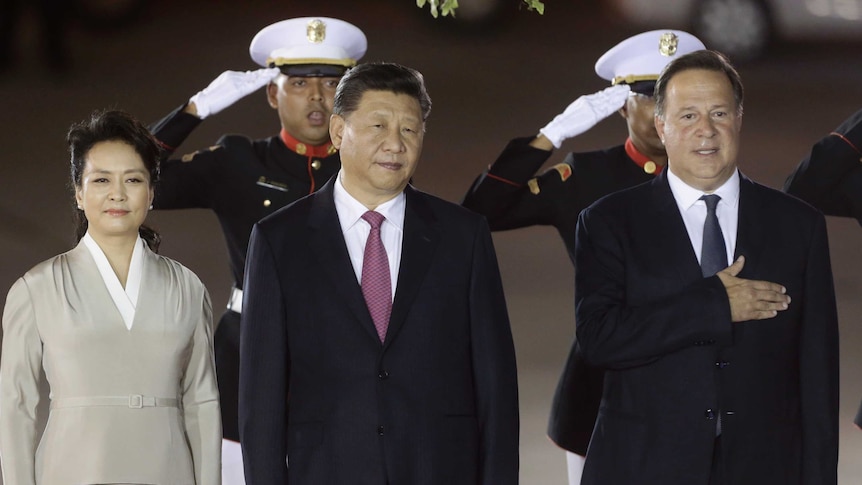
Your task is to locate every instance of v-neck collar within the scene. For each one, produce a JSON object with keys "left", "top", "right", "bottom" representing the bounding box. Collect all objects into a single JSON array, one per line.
[{"left": 82, "top": 233, "right": 145, "bottom": 330}]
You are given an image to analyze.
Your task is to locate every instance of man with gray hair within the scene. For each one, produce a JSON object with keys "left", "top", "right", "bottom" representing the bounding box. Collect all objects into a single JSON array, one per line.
[{"left": 574, "top": 50, "right": 838, "bottom": 484}]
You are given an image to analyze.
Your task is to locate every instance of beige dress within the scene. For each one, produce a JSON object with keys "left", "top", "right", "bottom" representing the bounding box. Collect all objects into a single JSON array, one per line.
[{"left": 0, "top": 241, "right": 221, "bottom": 484}]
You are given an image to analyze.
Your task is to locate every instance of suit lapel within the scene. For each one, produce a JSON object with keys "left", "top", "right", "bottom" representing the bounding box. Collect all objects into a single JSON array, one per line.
[
  {"left": 385, "top": 186, "right": 439, "bottom": 348},
  {"left": 648, "top": 172, "right": 703, "bottom": 283},
  {"left": 308, "top": 181, "right": 382, "bottom": 344},
  {"left": 733, "top": 174, "right": 765, "bottom": 279}
]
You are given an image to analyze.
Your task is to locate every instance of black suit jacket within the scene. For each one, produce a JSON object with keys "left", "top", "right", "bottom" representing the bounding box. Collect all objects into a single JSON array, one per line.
[
  {"left": 239, "top": 180, "right": 519, "bottom": 485},
  {"left": 575, "top": 171, "right": 839, "bottom": 485},
  {"left": 462, "top": 136, "right": 655, "bottom": 454}
]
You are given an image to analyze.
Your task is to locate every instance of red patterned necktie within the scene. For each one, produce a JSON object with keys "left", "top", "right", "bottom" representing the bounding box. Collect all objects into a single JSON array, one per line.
[{"left": 361, "top": 211, "right": 392, "bottom": 342}]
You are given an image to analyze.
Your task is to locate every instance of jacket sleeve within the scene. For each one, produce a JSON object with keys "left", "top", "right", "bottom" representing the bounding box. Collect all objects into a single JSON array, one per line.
[
  {"left": 799, "top": 214, "right": 840, "bottom": 484},
  {"left": 181, "top": 284, "right": 222, "bottom": 485},
  {"left": 461, "top": 136, "right": 559, "bottom": 230},
  {"left": 574, "top": 206, "right": 732, "bottom": 369},
  {"left": 150, "top": 104, "right": 226, "bottom": 211},
  {"left": 468, "top": 218, "right": 520, "bottom": 485},
  {"left": 0, "top": 278, "right": 43, "bottom": 485},
  {"left": 239, "top": 225, "right": 290, "bottom": 484},
  {"left": 784, "top": 109, "right": 862, "bottom": 225},
  {"left": 150, "top": 103, "right": 204, "bottom": 160}
]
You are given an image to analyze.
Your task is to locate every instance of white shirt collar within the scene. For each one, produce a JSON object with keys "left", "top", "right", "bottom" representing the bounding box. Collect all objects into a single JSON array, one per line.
[
  {"left": 666, "top": 168, "right": 741, "bottom": 211},
  {"left": 333, "top": 171, "right": 406, "bottom": 231},
  {"left": 82, "top": 232, "right": 145, "bottom": 330}
]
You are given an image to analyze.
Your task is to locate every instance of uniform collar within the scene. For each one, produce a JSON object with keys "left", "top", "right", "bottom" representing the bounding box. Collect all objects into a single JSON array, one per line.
[
  {"left": 625, "top": 138, "right": 663, "bottom": 175},
  {"left": 279, "top": 129, "right": 337, "bottom": 157}
]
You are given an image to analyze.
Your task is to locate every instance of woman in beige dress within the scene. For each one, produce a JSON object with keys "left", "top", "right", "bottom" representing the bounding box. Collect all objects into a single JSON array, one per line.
[{"left": 0, "top": 110, "right": 221, "bottom": 484}]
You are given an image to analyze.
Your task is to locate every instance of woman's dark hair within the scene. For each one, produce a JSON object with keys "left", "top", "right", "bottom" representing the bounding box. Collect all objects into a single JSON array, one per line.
[
  {"left": 67, "top": 109, "right": 162, "bottom": 252},
  {"left": 333, "top": 62, "right": 432, "bottom": 121}
]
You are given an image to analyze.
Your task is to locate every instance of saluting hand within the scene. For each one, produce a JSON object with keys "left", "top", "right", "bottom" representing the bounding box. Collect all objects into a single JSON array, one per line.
[
  {"left": 717, "top": 256, "right": 791, "bottom": 322},
  {"left": 188, "top": 67, "right": 281, "bottom": 119},
  {"left": 538, "top": 84, "right": 631, "bottom": 149}
]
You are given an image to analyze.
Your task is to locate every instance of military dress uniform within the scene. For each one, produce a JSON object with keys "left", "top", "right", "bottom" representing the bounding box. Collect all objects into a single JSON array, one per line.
[
  {"left": 146, "top": 18, "right": 366, "bottom": 454},
  {"left": 463, "top": 136, "right": 657, "bottom": 453},
  {"left": 784, "top": 108, "right": 862, "bottom": 428},
  {"left": 784, "top": 108, "right": 862, "bottom": 226},
  {"left": 151, "top": 104, "right": 340, "bottom": 441}
]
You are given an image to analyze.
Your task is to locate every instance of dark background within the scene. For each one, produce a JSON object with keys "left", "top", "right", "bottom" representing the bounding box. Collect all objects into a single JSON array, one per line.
[{"left": 1, "top": 1, "right": 861, "bottom": 482}]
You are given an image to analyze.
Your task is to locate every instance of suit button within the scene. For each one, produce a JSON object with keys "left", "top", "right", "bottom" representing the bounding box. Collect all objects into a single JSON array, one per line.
[
  {"left": 705, "top": 409, "right": 716, "bottom": 420},
  {"left": 377, "top": 425, "right": 384, "bottom": 436},
  {"left": 378, "top": 370, "right": 389, "bottom": 379},
  {"left": 311, "top": 160, "right": 322, "bottom": 170}
]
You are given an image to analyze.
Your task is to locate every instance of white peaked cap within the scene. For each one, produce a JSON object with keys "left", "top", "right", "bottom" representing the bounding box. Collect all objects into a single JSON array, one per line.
[
  {"left": 249, "top": 17, "right": 367, "bottom": 68},
  {"left": 595, "top": 30, "right": 706, "bottom": 85}
]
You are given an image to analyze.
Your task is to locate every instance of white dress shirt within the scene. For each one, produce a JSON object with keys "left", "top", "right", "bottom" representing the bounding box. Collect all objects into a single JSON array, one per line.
[
  {"left": 82, "top": 232, "right": 145, "bottom": 330},
  {"left": 333, "top": 171, "right": 405, "bottom": 301},
  {"left": 666, "top": 169, "right": 740, "bottom": 268}
]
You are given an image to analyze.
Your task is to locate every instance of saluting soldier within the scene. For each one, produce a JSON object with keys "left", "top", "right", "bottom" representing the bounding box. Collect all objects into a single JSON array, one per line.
[
  {"left": 784, "top": 108, "right": 862, "bottom": 431},
  {"left": 147, "top": 17, "right": 367, "bottom": 484},
  {"left": 462, "top": 30, "right": 705, "bottom": 485}
]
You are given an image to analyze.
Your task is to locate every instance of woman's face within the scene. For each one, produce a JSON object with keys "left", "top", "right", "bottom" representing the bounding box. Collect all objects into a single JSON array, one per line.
[{"left": 75, "top": 140, "right": 153, "bottom": 242}]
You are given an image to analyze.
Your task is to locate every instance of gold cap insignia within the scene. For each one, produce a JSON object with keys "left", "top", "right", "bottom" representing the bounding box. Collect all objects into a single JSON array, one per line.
[
  {"left": 659, "top": 32, "right": 679, "bottom": 57},
  {"left": 307, "top": 19, "right": 326, "bottom": 44}
]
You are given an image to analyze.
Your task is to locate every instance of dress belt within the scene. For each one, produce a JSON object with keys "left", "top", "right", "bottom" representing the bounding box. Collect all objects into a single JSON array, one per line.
[
  {"left": 227, "top": 286, "right": 243, "bottom": 314},
  {"left": 50, "top": 395, "right": 179, "bottom": 410}
]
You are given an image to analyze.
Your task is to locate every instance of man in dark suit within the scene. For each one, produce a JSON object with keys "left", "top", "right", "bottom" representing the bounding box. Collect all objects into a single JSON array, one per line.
[
  {"left": 239, "top": 62, "right": 519, "bottom": 484},
  {"left": 461, "top": 30, "right": 705, "bottom": 483},
  {"left": 575, "top": 50, "right": 838, "bottom": 484}
]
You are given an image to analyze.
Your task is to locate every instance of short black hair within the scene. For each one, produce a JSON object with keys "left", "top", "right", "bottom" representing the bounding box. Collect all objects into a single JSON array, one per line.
[{"left": 333, "top": 62, "right": 432, "bottom": 121}]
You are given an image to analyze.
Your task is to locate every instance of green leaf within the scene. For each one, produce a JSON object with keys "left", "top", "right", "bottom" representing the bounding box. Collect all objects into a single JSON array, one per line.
[
  {"left": 416, "top": 0, "right": 543, "bottom": 19},
  {"left": 523, "top": 0, "right": 545, "bottom": 14},
  {"left": 441, "top": 0, "right": 458, "bottom": 17}
]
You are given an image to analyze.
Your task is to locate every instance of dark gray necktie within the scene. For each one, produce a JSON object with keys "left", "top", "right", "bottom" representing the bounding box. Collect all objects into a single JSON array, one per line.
[
  {"left": 700, "top": 194, "right": 727, "bottom": 277},
  {"left": 701, "top": 194, "right": 726, "bottom": 435}
]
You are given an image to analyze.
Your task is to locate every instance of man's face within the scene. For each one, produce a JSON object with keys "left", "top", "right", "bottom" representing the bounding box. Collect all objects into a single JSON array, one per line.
[
  {"left": 621, "top": 92, "right": 664, "bottom": 159},
  {"left": 267, "top": 74, "right": 341, "bottom": 145},
  {"left": 655, "top": 69, "right": 742, "bottom": 192},
  {"left": 330, "top": 90, "right": 424, "bottom": 208}
]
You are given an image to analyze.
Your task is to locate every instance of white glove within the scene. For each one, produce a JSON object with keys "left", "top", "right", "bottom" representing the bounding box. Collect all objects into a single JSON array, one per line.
[
  {"left": 539, "top": 84, "right": 632, "bottom": 148},
  {"left": 189, "top": 67, "right": 281, "bottom": 119}
]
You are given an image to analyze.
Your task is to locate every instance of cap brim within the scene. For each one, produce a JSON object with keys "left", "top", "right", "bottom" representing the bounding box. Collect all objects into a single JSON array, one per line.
[
  {"left": 627, "top": 80, "right": 656, "bottom": 96},
  {"left": 277, "top": 64, "right": 348, "bottom": 77}
]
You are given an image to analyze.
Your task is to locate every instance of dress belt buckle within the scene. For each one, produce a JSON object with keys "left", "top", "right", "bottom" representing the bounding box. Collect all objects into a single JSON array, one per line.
[{"left": 129, "top": 394, "right": 144, "bottom": 409}]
